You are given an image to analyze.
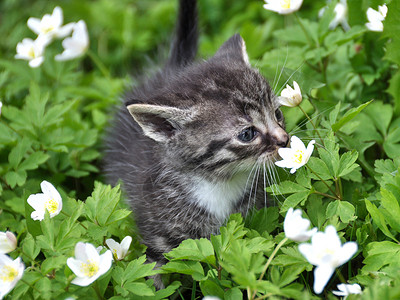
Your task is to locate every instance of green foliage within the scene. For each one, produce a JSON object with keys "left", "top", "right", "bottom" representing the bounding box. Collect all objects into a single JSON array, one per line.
[{"left": 0, "top": 0, "right": 399, "bottom": 299}]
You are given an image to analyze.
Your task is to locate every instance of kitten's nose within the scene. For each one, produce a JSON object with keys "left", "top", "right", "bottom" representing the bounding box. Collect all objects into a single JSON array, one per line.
[{"left": 271, "top": 127, "right": 289, "bottom": 148}]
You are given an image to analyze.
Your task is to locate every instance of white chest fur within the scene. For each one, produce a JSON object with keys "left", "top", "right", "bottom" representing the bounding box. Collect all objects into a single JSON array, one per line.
[{"left": 190, "top": 172, "right": 251, "bottom": 222}]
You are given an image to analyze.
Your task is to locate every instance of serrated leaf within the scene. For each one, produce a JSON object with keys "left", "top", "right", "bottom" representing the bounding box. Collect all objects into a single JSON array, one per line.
[
  {"left": 18, "top": 151, "right": 50, "bottom": 171},
  {"left": 281, "top": 191, "right": 310, "bottom": 213},
  {"left": 200, "top": 279, "right": 225, "bottom": 299},
  {"left": 380, "top": 188, "right": 400, "bottom": 233},
  {"left": 122, "top": 255, "right": 157, "bottom": 283},
  {"left": 162, "top": 261, "right": 205, "bottom": 280},
  {"left": 365, "top": 200, "right": 398, "bottom": 242},
  {"left": 22, "top": 233, "right": 41, "bottom": 262},
  {"left": 166, "top": 238, "right": 216, "bottom": 266},
  {"left": 41, "top": 255, "right": 67, "bottom": 274},
  {"left": 8, "top": 137, "right": 32, "bottom": 169},
  {"left": 124, "top": 282, "right": 154, "bottom": 297},
  {"left": 337, "top": 150, "right": 359, "bottom": 178},
  {"left": 326, "top": 200, "right": 356, "bottom": 223}
]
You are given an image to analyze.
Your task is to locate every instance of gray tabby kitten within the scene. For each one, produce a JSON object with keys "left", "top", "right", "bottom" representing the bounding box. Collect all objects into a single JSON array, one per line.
[{"left": 105, "top": 0, "right": 288, "bottom": 268}]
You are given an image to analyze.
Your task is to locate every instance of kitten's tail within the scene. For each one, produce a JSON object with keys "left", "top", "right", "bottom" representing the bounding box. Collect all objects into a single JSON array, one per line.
[{"left": 166, "top": 0, "right": 198, "bottom": 69}]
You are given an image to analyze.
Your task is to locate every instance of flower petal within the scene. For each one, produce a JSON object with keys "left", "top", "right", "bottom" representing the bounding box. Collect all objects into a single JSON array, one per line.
[{"left": 313, "top": 264, "right": 335, "bottom": 294}]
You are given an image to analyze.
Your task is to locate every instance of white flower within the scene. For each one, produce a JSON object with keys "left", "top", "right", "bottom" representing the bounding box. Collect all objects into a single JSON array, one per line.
[
  {"left": 284, "top": 208, "right": 317, "bottom": 242},
  {"left": 0, "top": 254, "right": 24, "bottom": 299},
  {"left": 332, "top": 283, "right": 362, "bottom": 298},
  {"left": 298, "top": 225, "right": 358, "bottom": 294},
  {"left": 0, "top": 232, "right": 17, "bottom": 254},
  {"left": 263, "top": 0, "right": 303, "bottom": 15},
  {"left": 67, "top": 242, "right": 112, "bottom": 286},
  {"left": 27, "top": 181, "right": 62, "bottom": 221},
  {"left": 279, "top": 81, "right": 302, "bottom": 107},
  {"left": 366, "top": 4, "right": 387, "bottom": 32},
  {"left": 15, "top": 37, "right": 47, "bottom": 68},
  {"left": 202, "top": 297, "right": 221, "bottom": 300},
  {"left": 27, "top": 6, "right": 74, "bottom": 40},
  {"left": 275, "top": 136, "right": 315, "bottom": 174},
  {"left": 330, "top": 0, "right": 350, "bottom": 31},
  {"left": 0, "top": 101, "right": 2, "bottom": 116},
  {"left": 55, "top": 21, "right": 89, "bottom": 61},
  {"left": 105, "top": 236, "right": 132, "bottom": 260}
]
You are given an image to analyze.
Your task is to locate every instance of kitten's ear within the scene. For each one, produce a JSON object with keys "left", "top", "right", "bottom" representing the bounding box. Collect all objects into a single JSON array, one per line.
[
  {"left": 127, "top": 103, "right": 193, "bottom": 142},
  {"left": 212, "top": 34, "right": 250, "bottom": 65}
]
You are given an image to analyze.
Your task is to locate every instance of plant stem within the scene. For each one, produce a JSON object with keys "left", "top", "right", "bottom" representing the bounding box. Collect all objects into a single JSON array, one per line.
[
  {"left": 93, "top": 281, "right": 104, "bottom": 300},
  {"left": 313, "top": 190, "right": 338, "bottom": 200},
  {"left": 251, "top": 237, "right": 289, "bottom": 299},
  {"left": 294, "top": 13, "right": 314, "bottom": 48},
  {"left": 306, "top": 165, "right": 340, "bottom": 200},
  {"left": 61, "top": 210, "right": 88, "bottom": 230},
  {"left": 87, "top": 50, "right": 110, "bottom": 78},
  {"left": 335, "top": 269, "right": 347, "bottom": 284},
  {"left": 298, "top": 105, "right": 324, "bottom": 145}
]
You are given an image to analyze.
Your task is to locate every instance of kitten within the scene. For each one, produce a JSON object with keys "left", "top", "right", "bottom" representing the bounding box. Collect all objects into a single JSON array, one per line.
[{"left": 105, "top": 0, "right": 288, "bottom": 276}]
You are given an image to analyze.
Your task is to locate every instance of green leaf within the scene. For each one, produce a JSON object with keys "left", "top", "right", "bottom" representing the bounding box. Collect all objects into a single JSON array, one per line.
[
  {"left": 362, "top": 241, "right": 400, "bottom": 273},
  {"left": 121, "top": 255, "right": 158, "bottom": 283},
  {"left": 18, "top": 151, "right": 50, "bottom": 171},
  {"left": 162, "top": 261, "right": 205, "bottom": 280},
  {"left": 4, "top": 169, "right": 27, "bottom": 188},
  {"left": 281, "top": 191, "right": 310, "bottom": 213},
  {"left": 326, "top": 200, "right": 356, "bottom": 223},
  {"left": 268, "top": 181, "right": 308, "bottom": 195},
  {"left": 165, "top": 238, "right": 216, "bottom": 266},
  {"left": 8, "top": 137, "right": 32, "bottom": 169},
  {"left": 153, "top": 281, "right": 181, "bottom": 300},
  {"left": 380, "top": 188, "right": 400, "bottom": 233},
  {"left": 307, "top": 157, "right": 332, "bottom": 180},
  {"left": 199, "top": 279, "right": 225, "bottom": 299},
  {"left": 337, "top": 150, "right": 359, "bottom": 178},
  {"left": 21, "top": 233, "right": 41, "bottom": 262},
  {"left": 365, "top": 200, "right": 398, "bottom": 242},
  {"left": 332, "top": 100, "right": 373, "bottom": 132},
  {"left": 124, "top": 282, "right": 155, "bottom": 297},
  {"left": 41, "top": 255, "right": 67, "bottom": 274}
]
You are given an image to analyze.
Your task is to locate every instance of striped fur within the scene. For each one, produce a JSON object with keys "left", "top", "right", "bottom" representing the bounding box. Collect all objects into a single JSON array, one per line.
[{"left": 104, "top": 0, "right": 289, "bottom": 285}]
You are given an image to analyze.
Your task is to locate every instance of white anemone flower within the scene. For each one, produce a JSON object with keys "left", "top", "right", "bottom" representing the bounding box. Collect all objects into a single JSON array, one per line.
[
  {"left": 55, "top": 20, "right": 89, "bottom": 61},
  {"left": 275, "top": 136, "right": 315, "bottom": 174},
  {"left": 27, "top": 181, "right": 62, "bottom": 221},
  {"left": 332, "top": 283, "right": 362, "bottom": 298},
  {"left": 67, "top": 242, "right": 112, "bottom": 286},
  {"left": 366, "top": 4, "right": 388, "bottom": 32},
  {"left": 279, "top": 81, "right": 302, "bottom": 107},
  {"left": 15, "top": 37, "right": 47, "bottom": 68},
  {"left": 0, "top": 232, "right": 17, "bottom": 254},
  {"left": 263, "top": 0, "right": 303, "bottom": 15},
  {"left": 284, "top": 208, "right": 317, "bottom": 242},
  {"left": 298, "top": 225, "right": 358, "bottom": 294},
  {"left": 27, "top": 6, "right": 74, "bottom": 40},
  {"left": 329, "top": 0, "right": 350, "bottom": 31},
  {"left": 105, "top": 236, "right": 132, "bottom": 260},
  {"left": 0, "top": 254, "right": 24, "bottom": 299}
]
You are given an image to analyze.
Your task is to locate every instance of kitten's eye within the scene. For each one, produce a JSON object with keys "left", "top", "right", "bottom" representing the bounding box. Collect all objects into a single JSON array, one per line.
[
  {"left": 275, "top": 109, "right": 283, "bottom": 122},
  {"left": 238, "top": 127, "right": 258, "bottom": 142}
]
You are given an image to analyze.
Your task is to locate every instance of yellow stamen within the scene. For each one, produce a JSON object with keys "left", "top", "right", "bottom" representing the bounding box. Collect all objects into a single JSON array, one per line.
[
  {"left": 80, "top": 260, "right": 99, "bottom": 277},
  {"left": 42, "top": 25, "right": 55, "bottom": 34},
  {"left": 28, "top": 47, "right": 36, "bottom": 59},
  {"left": 0, "top": 265, "right": 18, "bottom": 283},
  {"left": 293, "top": 150, "right": 304, "bottom": 164},
  {"left": 281, "top": 0, "right": 291, "bottom": 9},
  {"left": 45, "top": 199, "right": 58, "bottom": 214}
]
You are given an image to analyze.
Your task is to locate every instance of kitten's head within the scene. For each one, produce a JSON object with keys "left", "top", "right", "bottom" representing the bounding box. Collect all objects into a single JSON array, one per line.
[{"left": 127, "top": 34, "right": 288, "bottom": 180}]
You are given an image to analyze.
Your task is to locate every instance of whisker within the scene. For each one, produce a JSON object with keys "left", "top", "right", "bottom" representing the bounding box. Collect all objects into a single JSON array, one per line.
[
  {"left": 273, "top": 46, "right": 289, "bottom": 93},
  {"left": 276, "top": 62, "right": 304, "bottom": 96}
]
